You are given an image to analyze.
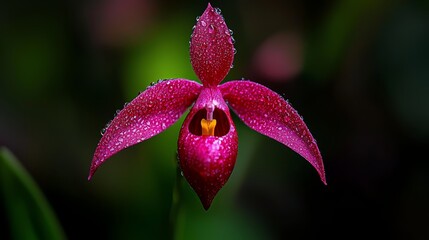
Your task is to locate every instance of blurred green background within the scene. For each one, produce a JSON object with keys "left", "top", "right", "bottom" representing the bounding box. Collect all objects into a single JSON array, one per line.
[{"left": 1, "top": 0, "right": 428, "bottom": 239}]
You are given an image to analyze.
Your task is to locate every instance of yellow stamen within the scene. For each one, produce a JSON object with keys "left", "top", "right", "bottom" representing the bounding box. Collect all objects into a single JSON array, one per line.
[{"left": 201, "top": 118, "right": 217, "bottom": 136}]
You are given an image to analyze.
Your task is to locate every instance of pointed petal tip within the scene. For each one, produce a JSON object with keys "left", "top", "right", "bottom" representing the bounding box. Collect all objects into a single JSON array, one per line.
[
  {"left": 200, "top": 196, "right": 214, "bottom": 211},
  {"left": 315, "top": 164, "right": 326, "bottom": 185},
  {"left": 321, "top": 176, "right": 327, "bottom": 185},
  {"left": 203, "top": 205, "right": 211, "bottom": 211},
  {"left": 87, "top": 168, "right": 96, "bottom": 181}
]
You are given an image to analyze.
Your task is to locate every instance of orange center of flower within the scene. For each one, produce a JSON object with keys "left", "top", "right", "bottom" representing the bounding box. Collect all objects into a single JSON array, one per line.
[{"left": 201, "top": 118, "right": 217, "bottom": 136}]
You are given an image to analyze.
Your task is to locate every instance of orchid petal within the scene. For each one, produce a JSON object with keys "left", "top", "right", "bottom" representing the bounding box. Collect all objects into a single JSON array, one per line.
[
  {"left": 178, "top": 88, "right": 238, "bottom": 210},
  {"left": 220, "top": 80, "right": 326, "bottom": 184},
  {"left": 190, "top": 3, "right": 235, "bottom": 86},
  {"left": 89, "top": 79, "right": 202, "bottom": 179}
]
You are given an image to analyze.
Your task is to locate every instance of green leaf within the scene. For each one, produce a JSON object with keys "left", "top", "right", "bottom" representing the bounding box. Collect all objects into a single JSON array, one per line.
[{"left": 0, "top": 147, "right": 66, "bottom": 240}]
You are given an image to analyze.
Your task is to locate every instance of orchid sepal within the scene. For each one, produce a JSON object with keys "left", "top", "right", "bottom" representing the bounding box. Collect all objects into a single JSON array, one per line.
[{"left": 190, "top": 3, "right": 235, "bottom": 87}]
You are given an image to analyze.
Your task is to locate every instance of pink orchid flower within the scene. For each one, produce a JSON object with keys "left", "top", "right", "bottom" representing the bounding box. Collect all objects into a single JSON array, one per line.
[{"left": 89, "top": 3, "right": 326, "bottom": 210}]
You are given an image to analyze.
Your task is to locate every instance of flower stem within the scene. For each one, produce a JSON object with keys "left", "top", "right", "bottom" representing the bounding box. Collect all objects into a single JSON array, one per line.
[{"left": 169, "top": 165, "right": 182, "bottom": 240}]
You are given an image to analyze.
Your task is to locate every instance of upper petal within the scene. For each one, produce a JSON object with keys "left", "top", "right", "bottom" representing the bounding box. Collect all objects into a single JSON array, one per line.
[
  {"left": 190, "top": 3, "right": 235, "bottom": 87},
  {"left": 220, "top": 80, "right": 326, "bottom": 184},
  {"left": 89, "top": 79, "right": 202, "bottom": 179}
]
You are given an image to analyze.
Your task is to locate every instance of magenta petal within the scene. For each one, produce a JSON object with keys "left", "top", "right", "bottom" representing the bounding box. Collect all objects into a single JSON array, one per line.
[
  {"left": 178, "top": 88, "right": 238, "bottom": 210},
  {"left": 190, "top": 3, "right": 235, "bottom": 87},
  {"left": 89, "top": 79, "right": 202, "bottom": 179},
  {"left": 220, "top": 80, "right": 326, "bottom": 184}
]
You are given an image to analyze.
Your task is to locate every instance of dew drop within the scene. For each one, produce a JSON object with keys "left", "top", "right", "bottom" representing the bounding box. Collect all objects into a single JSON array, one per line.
[
  {"left": 208, "top": 24, "right": 215, "bottom": 33},
  {"left": 224, "top": 29, "right": 230, "bottom": 36},
  {"left": 233, "top": 48, "right": 237, "bottom": 55},
  {"left": 214, "top": 8, "right": 221, "bottom": 14},
  {"left": 201, "top": 21, "right": 206, "bottom": 27},
  {"left": 100, "top": 128, "right": 106, "bottom": 136},
  {"left": 196, "top": 16, "right": 200, "bottom": 21},
  {"left": 228, "top": 36, "right": 235, "bottom": 45},
  {"left": 230, "top": 64, "right": 234, "bottom": 69}
]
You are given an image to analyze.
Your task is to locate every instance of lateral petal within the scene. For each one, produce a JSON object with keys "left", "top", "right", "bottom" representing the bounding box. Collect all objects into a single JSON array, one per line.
[
  {"left": 89, "top": 79, "right": 202, "bottom": 179},
  {"left": 190, "top": 3, "right": 235, "bottom": 86},
  {"left": 220, "top": 80, "right": 326, "bottom": 184}
]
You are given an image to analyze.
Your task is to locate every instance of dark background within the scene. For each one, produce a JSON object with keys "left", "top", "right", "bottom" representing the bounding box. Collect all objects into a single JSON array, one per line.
[{"left": 1, "top": 0, "right": 428, "bottom": 239}]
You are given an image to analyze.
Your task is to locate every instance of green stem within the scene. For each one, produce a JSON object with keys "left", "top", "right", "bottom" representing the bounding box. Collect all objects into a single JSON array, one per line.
[{"left": 169, "top": 165, "right": 182, "bottom": 240}]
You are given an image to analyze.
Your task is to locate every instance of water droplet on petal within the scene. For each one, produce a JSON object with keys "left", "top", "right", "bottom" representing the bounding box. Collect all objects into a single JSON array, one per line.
[
  {"left": 233, "top": 48, "right": 237, "bottom": 55},
  {"left": 228, "top": 36, "right": 236, "bottom": 45},
  {"left": 214, "top": 8, "right": 221, "bottom": 14},
  {"left": 209, "top": 24, "right": 215, "bottom": 34},
  {"left": 196, "top": 16, "right": 200, "bottom": 21},
  {"left": 201, "top": 21, "right": 206, "bottom": 27},
  {"left": 225, "top": 29, "right": 230, "bottom": 36}
]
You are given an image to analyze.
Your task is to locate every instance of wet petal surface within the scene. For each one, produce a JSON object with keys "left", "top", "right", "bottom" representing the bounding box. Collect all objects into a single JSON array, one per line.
[
  {"left": 89, "top": 79, "right": 202, "bottom": 179},
  {"left": 178, "top": 88, "right": 238, "bottom": 209},
  {"left": 190, "top": 3, "right": 235, "bottom": 86},
  {"left": 220, "top": 80, "right": 326, "bottom": 184}
]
